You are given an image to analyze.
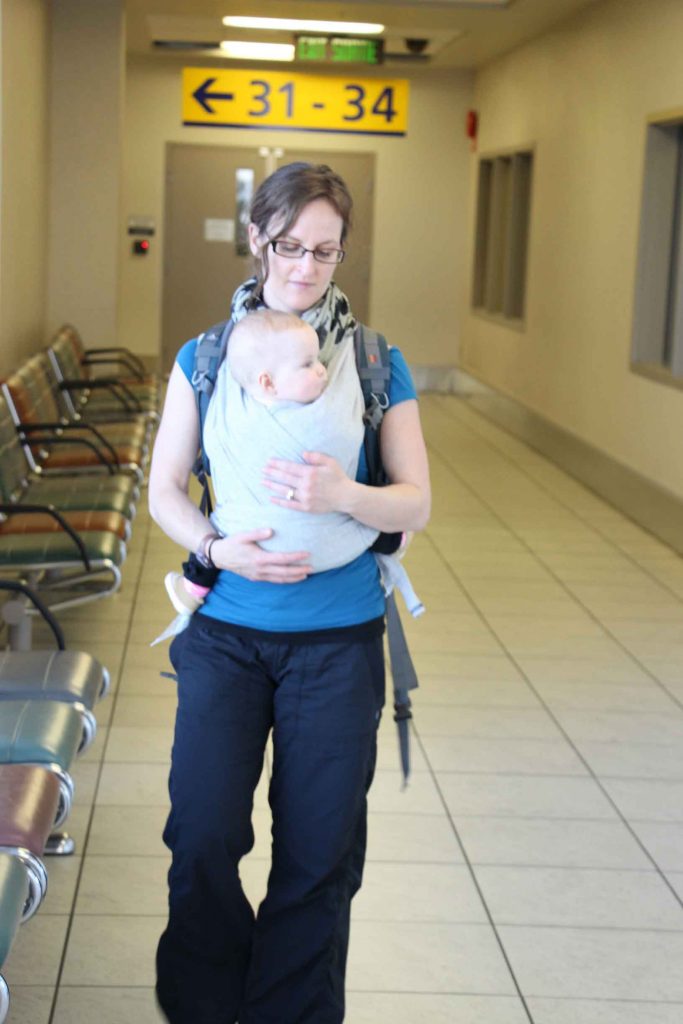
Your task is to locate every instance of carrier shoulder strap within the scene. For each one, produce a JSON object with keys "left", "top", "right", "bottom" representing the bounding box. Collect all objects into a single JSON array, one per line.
[
  {"left": 190, "top": 319, "right": 234, "bottom": 481},
  {"left": 354, "top": 323, "right": 391, "bottom": 487},
  {"left": 190, "top": 318, "right": 234, "bottom": 514},
  {"left": 354, "top": 323, "right": 390, "bottom": 426}
]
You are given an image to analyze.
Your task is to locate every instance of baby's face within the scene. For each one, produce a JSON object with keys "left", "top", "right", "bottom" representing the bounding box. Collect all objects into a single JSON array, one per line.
[{"left": 272, "top": 326, "right": 327, "bottom": 403}]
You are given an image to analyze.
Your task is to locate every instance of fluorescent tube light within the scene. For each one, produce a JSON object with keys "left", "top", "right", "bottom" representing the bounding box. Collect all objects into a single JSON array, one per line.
[
  {"left": 222, "top": 17, "right": 384, "bottom": 36},
  {"left": 219, "top": 40, "right": 295, "bottom": 61}
]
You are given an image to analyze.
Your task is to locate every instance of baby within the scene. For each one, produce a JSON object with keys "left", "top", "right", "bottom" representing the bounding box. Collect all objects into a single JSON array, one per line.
[
  {"left": 165, "top": 311, "right": 327, "bottom": 615},
  {"left": 162, "top": 309, "right": 422, "bottom": 629}
]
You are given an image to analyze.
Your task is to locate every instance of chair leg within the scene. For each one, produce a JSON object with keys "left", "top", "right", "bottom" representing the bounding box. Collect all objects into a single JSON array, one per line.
[
  {"left": 77, "top": 709, "right": 97, "bottom": 755},
  {"left": 44, "top": 832, "right": 75, "bottom": 856},
  {"left": 99, "top": 666, "right": 111, "bottom": 699},
  {"left": 0, "top": 974, "right": 9, "bottom": 1024},
  {"left": 21, "top": 855, "right": 48, "bottom": 922},
  {"left": 53, "top": 771, "right": 74, "bottom": 829},
  {"left": 1, "top": 599, "right": 34, "bottom": 651}
]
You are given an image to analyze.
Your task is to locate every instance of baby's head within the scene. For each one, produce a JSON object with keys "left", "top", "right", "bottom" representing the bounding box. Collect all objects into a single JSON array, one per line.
[{"left": 228, "top": 310, "right": 327, "bottom": 405}]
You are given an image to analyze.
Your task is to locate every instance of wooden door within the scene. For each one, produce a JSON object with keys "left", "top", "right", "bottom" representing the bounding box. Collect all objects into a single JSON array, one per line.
[{"left": 161, "top": 145, "right": 375, "bottom": 371}]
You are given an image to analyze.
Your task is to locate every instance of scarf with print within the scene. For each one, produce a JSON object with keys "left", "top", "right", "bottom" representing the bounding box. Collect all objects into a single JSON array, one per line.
[{"left": 229, "top": 277, "right": 356, "bottom": 367}]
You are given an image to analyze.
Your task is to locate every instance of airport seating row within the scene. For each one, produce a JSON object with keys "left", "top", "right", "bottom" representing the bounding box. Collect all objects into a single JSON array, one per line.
[
  {"left": 0, "top": 327, "right": 159, "bottom": 1022},
  {"left": 0, "top": 325, "right": 158, "bottom": 619}
]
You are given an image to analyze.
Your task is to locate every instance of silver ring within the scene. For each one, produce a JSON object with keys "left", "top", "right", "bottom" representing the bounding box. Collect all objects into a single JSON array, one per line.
[{"left": 286, "top": 487, "right": 296, "bottom": 501}]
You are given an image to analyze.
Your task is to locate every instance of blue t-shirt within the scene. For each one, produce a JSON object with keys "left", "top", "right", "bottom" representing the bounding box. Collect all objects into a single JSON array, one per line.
[{"left": 176, "top": 336, "right": 417, "bottom": 630}]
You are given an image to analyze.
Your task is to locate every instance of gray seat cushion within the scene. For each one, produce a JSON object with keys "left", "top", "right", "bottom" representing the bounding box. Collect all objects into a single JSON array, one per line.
[
  {"left": 0, "top": 700, "right": 82, "bottom": 771},
  {"left": 0, "top": 650, "right": 105, "bottom": 709}
]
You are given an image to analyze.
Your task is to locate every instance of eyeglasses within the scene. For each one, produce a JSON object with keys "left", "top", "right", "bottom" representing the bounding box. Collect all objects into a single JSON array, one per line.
[{"left": 270, "top": 239, "right": 345, "bottom": 264}]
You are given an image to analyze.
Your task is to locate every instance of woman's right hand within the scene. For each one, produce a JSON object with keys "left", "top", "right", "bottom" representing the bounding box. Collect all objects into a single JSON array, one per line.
[{"left": 211, "top": 530, "right": 312, "bottom": 583}]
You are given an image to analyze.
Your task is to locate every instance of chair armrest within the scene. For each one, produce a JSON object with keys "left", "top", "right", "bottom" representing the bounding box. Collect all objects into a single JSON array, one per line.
[
  {"left": 0, "top": 504, "right": 91, "bottom": 573},
  {"left": 16, "top": 423, "right": 120, "bottom": 467},
  {"left": 82, "top": 355, "right": 144, "bottom": 382},
  {"left": 83, "top": 346, "right": 146, "bottom": 376},
  {"left": 16, "top": 432, "right": 117, "bottom": 474},
  {"left": 59, "top": 378, "right": 142, "bottom": 413}
]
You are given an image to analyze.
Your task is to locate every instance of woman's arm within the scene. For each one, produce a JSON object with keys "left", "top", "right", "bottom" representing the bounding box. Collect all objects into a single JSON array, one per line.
[
  {"left": 148, "top": 363, "right": 211, "bottom": 550},
  {"left": 149, "top": 363, "right": 312, "bottom": 583},
  {"left": 263, "top": 398, "right": 431, "bottom": 533}
]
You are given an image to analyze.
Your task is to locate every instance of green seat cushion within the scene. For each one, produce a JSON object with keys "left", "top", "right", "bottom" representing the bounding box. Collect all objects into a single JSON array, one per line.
[
  {"left": 24, "top": 476, "right": 136, "bottom": 516},
  {"left": 0, "top": 699, "right": 82, "bottom": 770},
  {"left": 0, "top": 530, "right": 124, "bottom": 566}
]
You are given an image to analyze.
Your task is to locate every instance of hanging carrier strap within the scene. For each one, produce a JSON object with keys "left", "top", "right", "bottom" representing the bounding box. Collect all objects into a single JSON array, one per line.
[
  {"left": 386, "top": 591, "right": 420, "bottom": 785},
  {"left": 355, "top": 325, "right": 419, "bottom": 782}
]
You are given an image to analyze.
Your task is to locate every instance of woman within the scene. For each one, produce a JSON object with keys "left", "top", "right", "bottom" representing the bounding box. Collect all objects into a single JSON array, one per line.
[{"left": 150, "top": 162, "right": 430, "bottom": 1024}]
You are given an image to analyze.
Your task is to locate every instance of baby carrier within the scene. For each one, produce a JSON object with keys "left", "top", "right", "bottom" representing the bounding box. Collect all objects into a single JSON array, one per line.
[{"left": 190, "top": 318, "right": 419, "bottom": 782}]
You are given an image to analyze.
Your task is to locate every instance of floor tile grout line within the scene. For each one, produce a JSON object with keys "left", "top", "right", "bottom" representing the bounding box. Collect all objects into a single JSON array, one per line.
[
  {"left": 423, "top": 769, "right": 683, "bottom": 782},
  {"left": 408, "top": 701, "right": 683, "bottom": 715},
  {"left": 47, "top": 511, "right": 156, "bottom": 1024},
  {"left": 34, "top": 911, "right": 683, "bottom": 931},
  {"left": 418, "top": 456, "right": 683, "bottom": 913},
  {"left": 407, "top": 722, "right": 537, "bottom": 1023},
  {"left": 34, "top": 910, "right": 683, "bottom": 934},
  {"left": 424, "top": 404, "right": 683, "bottom": 713}
]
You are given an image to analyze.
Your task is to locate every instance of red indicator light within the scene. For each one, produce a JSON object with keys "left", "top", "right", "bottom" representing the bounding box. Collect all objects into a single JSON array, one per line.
[{"left": 133, "top": 238, "right": 150, "bottom": 255}]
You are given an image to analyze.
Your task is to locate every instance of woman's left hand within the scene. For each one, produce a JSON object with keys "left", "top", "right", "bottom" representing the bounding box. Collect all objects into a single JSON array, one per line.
[{"left": 263, "top": 452, "right": 351, "bottom": 514}]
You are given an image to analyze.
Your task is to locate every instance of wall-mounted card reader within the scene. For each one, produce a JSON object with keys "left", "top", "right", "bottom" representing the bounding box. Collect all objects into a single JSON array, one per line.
[
  {"left": 128, "top": 216, "right": 155, "bottom": 236},
  {"left": 128, "top": 217, "right": 155, "bottom": 255}
]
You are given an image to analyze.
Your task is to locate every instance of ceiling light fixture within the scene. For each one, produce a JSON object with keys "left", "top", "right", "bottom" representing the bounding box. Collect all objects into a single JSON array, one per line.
[
  {"left": 219, "top": 40, "right": 295, "bottom": 61},
  {"left": 222, "top": 17, "right": 384, "bottom": 36}
]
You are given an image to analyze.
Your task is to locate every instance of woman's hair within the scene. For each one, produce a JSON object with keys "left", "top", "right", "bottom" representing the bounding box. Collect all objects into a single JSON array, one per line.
[{"left": 250, "top": 162, "right": 353, "bottom": 286}]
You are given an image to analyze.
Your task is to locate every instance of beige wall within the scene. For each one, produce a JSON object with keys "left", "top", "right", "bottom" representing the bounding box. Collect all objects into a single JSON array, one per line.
[
  {"left": 46, "top": 0, "right": 125, "bottom": 347},
  {"left": 463, "top": 0, "right": 683, "bottom": 499},
  {"left": 0, "top": 0, "right": 49, "bottom": 376},
  {"left": 120, "top": 58, "right": 473, "bottom": 366}
]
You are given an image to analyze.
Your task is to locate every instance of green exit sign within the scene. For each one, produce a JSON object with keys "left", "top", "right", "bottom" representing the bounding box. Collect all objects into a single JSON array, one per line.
[{"left": 296, "top": 36, "right": 384, "bottom": 65}]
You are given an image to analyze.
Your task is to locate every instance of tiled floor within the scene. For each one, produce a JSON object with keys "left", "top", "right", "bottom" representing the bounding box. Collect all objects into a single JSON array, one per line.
[{"left": 4, "top": 393, "right": 683, "bottom": 1023}]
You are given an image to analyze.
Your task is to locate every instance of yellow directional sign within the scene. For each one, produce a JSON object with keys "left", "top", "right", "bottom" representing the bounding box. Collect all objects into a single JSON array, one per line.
[{"left": 182, "top": 67, "right": 408, "bottom": 137}]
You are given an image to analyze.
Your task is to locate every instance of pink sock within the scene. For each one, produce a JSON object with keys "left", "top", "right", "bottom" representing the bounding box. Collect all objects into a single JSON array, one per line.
[{"left": 184, "top": 579, "right": 210, "bottom": 599}]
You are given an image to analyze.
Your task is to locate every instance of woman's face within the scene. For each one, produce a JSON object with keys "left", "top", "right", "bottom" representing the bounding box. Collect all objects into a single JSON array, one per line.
[{"left": 249, "top": 198, "right": 344, "bottom": 315}]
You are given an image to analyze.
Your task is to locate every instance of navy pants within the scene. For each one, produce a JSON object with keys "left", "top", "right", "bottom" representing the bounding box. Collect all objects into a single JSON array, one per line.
[{"left": 156, "top": 613, "right": 385, "bottom": 1024}]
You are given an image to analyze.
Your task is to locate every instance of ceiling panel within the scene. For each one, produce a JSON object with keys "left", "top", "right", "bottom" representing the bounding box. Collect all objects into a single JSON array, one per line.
[{"left": 127, "top": 0, "right": 602, "bottom": 70}]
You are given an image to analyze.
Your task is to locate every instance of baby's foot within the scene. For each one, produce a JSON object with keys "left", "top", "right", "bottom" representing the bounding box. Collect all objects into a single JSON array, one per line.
[{"left": 164, "top": 572, "right": 204, "bottom": 614}]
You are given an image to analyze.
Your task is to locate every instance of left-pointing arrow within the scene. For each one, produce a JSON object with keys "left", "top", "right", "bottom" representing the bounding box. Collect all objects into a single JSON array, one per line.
[{"left": 192, "top": 77, "right": 235, "bottom": 114}]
